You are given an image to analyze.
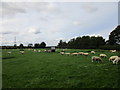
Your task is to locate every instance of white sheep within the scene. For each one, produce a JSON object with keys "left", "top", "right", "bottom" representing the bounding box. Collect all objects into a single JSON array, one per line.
[
  {"left": 33, "top": 49, "right": 37, "bottom": 52},
  {"left": 7, "top": 51, "right": 11, "bottom": 54},
  {"left": 83, "top": 53, "right": 89, "bottom": 56},
  {"left": 110, "top": 50, "right": 116, "bottom": 53},
  {"left": 109, "top": 56, "right": 118, "bottom": 61},
  {"left": 100, "top": 54, "right": 107, "bottom": 58},
  {"left": 65, "top": 53, "right": 71, "bottom": 56},
  {"left": 78, "top": 52, "right": 84, "bottom": 55},
  {"left": 38, "top": 50, "right": 41, "bottom": 52},
  {"left": 60, "top": 52, "right": 64, "bottom": 55},
  {"left": 47, "top": 50, "right": 51, "bottom": 53},
  {"left": 20, "top": 51, "right": 24, "bottom": 54},
  {"left": 113, "top": 57, "right": 120, "bottom": 64},
  {"left": 91, "top": 56, "right": 102, "bottom": 63},
  {"left": 91, "top": 51, "right": 96, "bottom": 54},
  {"left": 71, "top": 53, "right": 78, "bottom": 56}
]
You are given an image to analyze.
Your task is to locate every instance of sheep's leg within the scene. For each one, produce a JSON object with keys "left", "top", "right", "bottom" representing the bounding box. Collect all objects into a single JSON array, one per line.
[{"left": 113, "top": 60, "right": 116, "bottom": 64}]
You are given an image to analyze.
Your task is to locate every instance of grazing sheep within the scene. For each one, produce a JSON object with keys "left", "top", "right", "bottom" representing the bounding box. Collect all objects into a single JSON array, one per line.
[
  {"left": 34, "top": 49, "right": 37, "bottom": 52},
  {"left": 91, "top": 56, "right": 102, "bottom": 63},
  {"left": 83, "top": 53, "right": 89, "bottom": 56},
  {"left": 71, "top": 53, "right": 78, "bottom": 56},
  {"left": 113, "top": 57, "right": 120, "bottom": 64},
  {"left": 91, "top": 51, "right": 96, "bottom": 54},
  {"left": 7, "top": 51, "right": 11, "bottom": 54},
  {"left": 47, "top": 50, "right": 51, "bottom": 53},
  {"left": 100, "top": 54, "right": 107, "bottom": 58},
  {"left": 60, "top": 52, "right": 64, "bottom": 55},
  {"left": 38, "top": 50, "right": 41, "bottom": 52},
  {"left": 65, "top": 53, "right": 71, "bottom": 56},
  {"left": 20, "top": 51, "right": 24, "bottom": 54},
  {"left": 110, "top": 50, "right": 116, "bottom": 53},
  {"left": 78, "top": 52, "right": 84, "bottom": 55},
  {"left": 109, "top": 56, "right": 118, "bottom": 61}
]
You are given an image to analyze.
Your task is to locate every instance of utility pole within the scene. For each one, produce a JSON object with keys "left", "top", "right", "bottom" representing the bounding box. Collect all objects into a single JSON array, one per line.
[{"left": 14, "top": 36, "right": 17, "bottom": 47}]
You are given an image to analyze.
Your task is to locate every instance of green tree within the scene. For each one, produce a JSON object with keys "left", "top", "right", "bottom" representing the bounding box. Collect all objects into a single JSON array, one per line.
[
  {"left": 58, "top": 40, "right": 67, "bottom": 48},
  {"left": 34, "top": 43, "right": 40, "bottom": 48},
  {"left": 108, "top": 25, "right": 120, "bottom": 45},
  {"left": 19, "top": 43, "right": 24, "bottom": 49},
  {"left": 28, "top": 43, "right": 33, "bottom": 48},
  {"left": 39, "top": 42, "right": 46, "bottom": 48}
]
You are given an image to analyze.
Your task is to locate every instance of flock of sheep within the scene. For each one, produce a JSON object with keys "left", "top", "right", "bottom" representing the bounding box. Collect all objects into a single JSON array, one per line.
[
  {"left": 6, "top": 49, "right": 119, "bottom": 65},
  {"left": 60, "top": 50, "right": 120, "bottom": 65}
]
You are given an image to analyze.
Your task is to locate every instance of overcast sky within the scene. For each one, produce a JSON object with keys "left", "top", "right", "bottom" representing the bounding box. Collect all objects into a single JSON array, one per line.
[{"left": 0, "top": 1, "right": 118, "bottom": 46}]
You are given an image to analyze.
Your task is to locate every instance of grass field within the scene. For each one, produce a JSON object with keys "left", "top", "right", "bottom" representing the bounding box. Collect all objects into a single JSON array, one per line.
[{"left": 2, "top": 49, "right": 120, "bottom": 88}]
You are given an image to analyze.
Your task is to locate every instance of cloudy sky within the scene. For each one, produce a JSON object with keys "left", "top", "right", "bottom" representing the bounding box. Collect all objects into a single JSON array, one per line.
[{"left": 0, "top": 1, "right": 118, "bottom": 46}]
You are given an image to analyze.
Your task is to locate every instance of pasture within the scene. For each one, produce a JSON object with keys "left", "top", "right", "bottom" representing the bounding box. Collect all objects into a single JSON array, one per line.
[{"left": 2, "top": 49, "right": 120, "bottom": 88}]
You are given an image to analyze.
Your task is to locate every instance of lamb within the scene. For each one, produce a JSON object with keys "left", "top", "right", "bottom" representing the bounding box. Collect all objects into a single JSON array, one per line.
[
  {"left": 113, "top": 57, "right": 120, "bottom": 64},
  {"left": 91, "top": 56, "right": 102, "bottom": 63},
  {"left": 100, "top": 54, "right": 107, "bottom": 58},
  {"left": 83, "top": 53, "right": 89, "bottom": 56},
  {"left": 109, "top": 56, "right": 118, "bottom": 61},
  {"left": 7, "top": 51, "right": 11, "bottom": 54},
  {"left": 91, "top": 51, "right": 96, "bottom": 54}
]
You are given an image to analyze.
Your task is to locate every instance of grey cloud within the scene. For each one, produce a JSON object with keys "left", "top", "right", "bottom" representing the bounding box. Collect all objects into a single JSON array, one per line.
[
  {"left": 1, "top": 2, "right": 26, "bottom": 16},
  {"left": 2, "top": 31, "right": 18, "bottom": 35},
  {"left": 1, "top": 2, "right": 61, "bottom": 17},
  {"left": 28, "top": 28, "right": 41, "bottom": 34},
  {"left": 82, "top": 5, "right": 98, "bottom": 13},
  {"left": 34, "top": 30, "right": 41, "bottom": 34}
]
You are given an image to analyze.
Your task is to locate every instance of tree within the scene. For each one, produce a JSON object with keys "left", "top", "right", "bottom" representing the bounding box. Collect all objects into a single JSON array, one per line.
[
  {"left": 34, "top": 43, "right": 40, "bottom": 48},
  {"left": 28, "top": 43, "right": 33, "bottom": 48},
  {"left": 58, "top": 40, "right": 67, "bottom": 48},
  {"left": 39, "top": 42, "right": 46, "bottom": 48},
  {"left": 19, "top": 43, "right": 24, "bottom": 49},
  {"left": 108, "top": 25, "right": 120, "bottom": 45}
]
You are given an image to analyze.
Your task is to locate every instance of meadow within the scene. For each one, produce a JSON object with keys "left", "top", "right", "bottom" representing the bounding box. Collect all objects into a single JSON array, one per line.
[{"left": 2, "top": 49, "right": 120, "bottom": 88}]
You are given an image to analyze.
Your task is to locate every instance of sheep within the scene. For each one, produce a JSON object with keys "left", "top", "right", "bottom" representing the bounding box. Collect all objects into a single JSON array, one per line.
[
  {"left": 113, "top": 57, "right": 120, "bottom": 64},
  {"left": 65, "top": 53, "right": 71, "bottom": 56},
  {"left": 60, "top": 52, "right": 64, "bottom": 55},
  {"left": 47, "top": 50, "right": 51, "bottom": 53},
  {"left": 33, "top": 49, "right": 37, "bottom": 52},
  {"left": 38, "top": 50, "right": 41, "bottom": 52},
  {"left": 110, "top": 50, "right": 116, "bottom": 53},
  {"left": 109, "top": 56, "right": 118, "bottom": 61},
  {"left": 83, "top": 53, "right": 89, "bottom": 56},
  {"left": 20, "top": 51, "right": 24, "bottom": 54},
  {"left": 78, "top": 52, "right": 84, "bottom": 55},
  {"left": 7, "top": 51, "right": 11, "bottom": 54},
  {"left": 71, "top": 53, "right": 78, "bottom": 56},
  {"left": 100, "top": 54, "right": 107, "bottom": 58},
  {"left": 91, "top": 51, "right": 96, "bottom": 54},
  {"left": 91, "top": 56, "right": 102, "bottom": 63}
]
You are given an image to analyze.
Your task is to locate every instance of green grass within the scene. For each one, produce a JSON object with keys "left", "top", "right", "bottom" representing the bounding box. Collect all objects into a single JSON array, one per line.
[{"left": 2, "top": 49, "right": 120, "bottom": 88}]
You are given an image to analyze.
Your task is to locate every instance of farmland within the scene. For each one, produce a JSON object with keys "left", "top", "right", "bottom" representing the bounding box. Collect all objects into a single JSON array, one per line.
[{"left": 2, "top": 49, "right": 120, "bottom": 88}]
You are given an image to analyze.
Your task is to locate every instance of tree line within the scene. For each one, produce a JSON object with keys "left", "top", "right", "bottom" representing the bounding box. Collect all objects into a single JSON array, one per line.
[
  {"left": 12, "top": 42, "right": 46, "bottom": 49},
  {"left": 57, "top": 25, "right": 120, "bottom": 50}
]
